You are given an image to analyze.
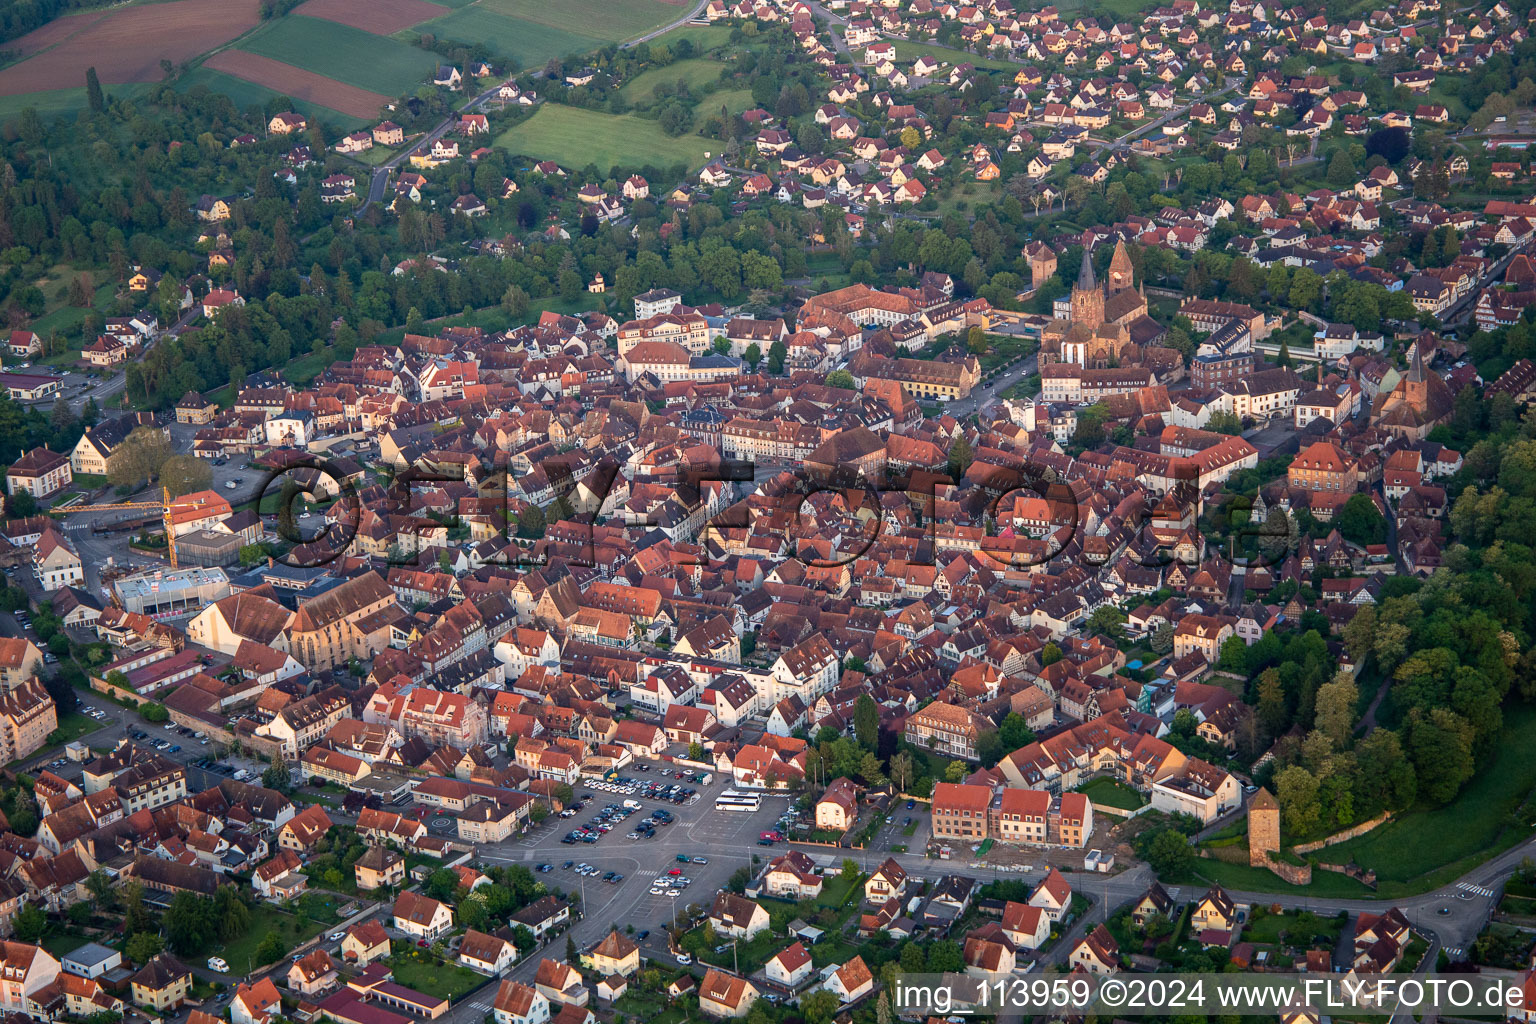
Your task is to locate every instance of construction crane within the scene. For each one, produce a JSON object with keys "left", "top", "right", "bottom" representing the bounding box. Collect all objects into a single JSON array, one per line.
[{"left": 56, "top": 485, "right": 179, "bottom": 569}]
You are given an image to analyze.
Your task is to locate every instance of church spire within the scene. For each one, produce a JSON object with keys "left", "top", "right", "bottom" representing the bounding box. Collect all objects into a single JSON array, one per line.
[
  {"left": 1077, "top": 249, "right": 1096, "bottom": 291},
  {"left": 1408, "top": 338, "right": 1425, "bottom": 383}
]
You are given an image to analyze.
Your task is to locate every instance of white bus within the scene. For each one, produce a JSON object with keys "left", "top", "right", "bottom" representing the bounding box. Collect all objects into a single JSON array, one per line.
[{"left": 715, "top": 791, "right": 762, "bottom": 812}]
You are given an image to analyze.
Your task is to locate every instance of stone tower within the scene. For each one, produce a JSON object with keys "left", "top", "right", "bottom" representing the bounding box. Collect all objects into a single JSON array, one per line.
[
  {"left": 1107, "top": 239, "right": 1135, "bottom": 293},
  {"left": 1027, "top": 244, "right": 1058, "bottom": 291},
  {"left": 1247, "top": 787, "right": 1281, "bottom": 867},
  {"left": 1070, "top": 250, "right": 1105, "bottom": 329}
]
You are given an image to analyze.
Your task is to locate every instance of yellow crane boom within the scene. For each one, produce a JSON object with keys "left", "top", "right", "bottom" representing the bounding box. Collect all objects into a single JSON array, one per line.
[{"left": 56, "top": 485, "right": 178, "bottom": 568}]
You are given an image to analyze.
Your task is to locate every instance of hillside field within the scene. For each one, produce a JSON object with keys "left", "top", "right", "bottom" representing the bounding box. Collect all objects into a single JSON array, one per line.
[
  {"left": 409, "top": 6, "right": 607, "bottom": 67},
  {"left": 620, "top": 58, "right": 727, "bottom": 105},
  {"left": 235, "top": 16, "right": 439, "bottom": 97},
  {"left": 494, "top": 103, "right": 714, "bottom": 174}
]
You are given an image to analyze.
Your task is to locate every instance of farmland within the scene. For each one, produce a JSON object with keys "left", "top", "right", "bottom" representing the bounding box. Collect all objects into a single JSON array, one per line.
[
  {"left": 410, "top": 6, "right": 607, "bottom": 67},
  {"left": 476, "top": 0, "right": 682, "bottom": 42},
  {"left": 295, "top": 0, "right": 448, "bottom": 35},
  {"left": 0, "top": 0, "right": 262, "bottom": 95},
  {"left": 202, "top": 52, "right": 386, "bottom": 121},
  {"left": 494, "top": 104, "right": 714, "bottom": 174},
  {"left": 235, "top": 16, "right": 439, "bottom": 97},
  {"left": 180, "top": 64, "right": 371, "bottom": 126}
]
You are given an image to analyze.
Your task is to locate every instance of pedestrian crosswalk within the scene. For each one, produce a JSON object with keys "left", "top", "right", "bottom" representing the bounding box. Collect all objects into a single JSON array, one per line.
[
  {"left": 1444, "top": 947, "right": 1464, "bottom": 960},
  {"left": 1457, "top": 882, "right": 1496, "bottom": 898}
]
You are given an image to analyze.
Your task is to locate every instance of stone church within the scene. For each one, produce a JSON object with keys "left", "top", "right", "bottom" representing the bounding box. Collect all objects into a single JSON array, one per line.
[{"left": 1040, "top": 240, "right": 1171, "bottom": 372}]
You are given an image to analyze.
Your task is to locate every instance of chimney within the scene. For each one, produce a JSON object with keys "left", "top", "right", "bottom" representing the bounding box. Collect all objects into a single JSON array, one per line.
[{"left": 268, "top": 556, "right": 275, "bottom": 569}]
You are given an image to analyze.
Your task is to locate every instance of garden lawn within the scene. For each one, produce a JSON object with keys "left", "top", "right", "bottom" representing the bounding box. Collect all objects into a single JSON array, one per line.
[
  {"left": 388, "top": 953, "right": 491, "bottom": 1001},
  {"left": 214, "top": 904, "right": 325, "bottom": 973},
  {"left": 40, "top": 930, "right": 90, "bottom": 958},
  {"left": 20, "top": 265, "right": 116, "bottom": 364},
  {"left": 620, "top": 58, "right": 727, "bottom": 105},
  {"left": 1322, "top": 704, "right": 1536, "bottom": 896},
  {"left": 1074, "top": 776, "right": 1147, "bottom": 810},
  {"left": 236, "top": 16, "right": 437, "bottom": 96},
  {"left": 410, "top": 7, "right": 605, "bottom": 66},
  {"left": 699, "top": 87, "right": 754, "bottom": 127},
  {"left": 476, "top": 0, "right": 679, "bottom": 41},
  {"left": 47, "top": 711, "right": 105, "bottom": 747},
  {"left": 814, "top": 871, "right": 861, "bottom": 909},
  {"left": 494, "top": 105, "right": 713, "bottom": 174},
  {"left": 890, "top": 41, "right": 1017, "bottom": 71},
  {"left": 1242, "top": 908, "right": 1344, "bottom": 946}
]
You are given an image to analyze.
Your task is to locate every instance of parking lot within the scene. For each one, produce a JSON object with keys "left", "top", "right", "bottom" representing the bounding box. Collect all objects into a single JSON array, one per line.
[{"left": 476, "top": 761, "right": 803, "bottom": 969}]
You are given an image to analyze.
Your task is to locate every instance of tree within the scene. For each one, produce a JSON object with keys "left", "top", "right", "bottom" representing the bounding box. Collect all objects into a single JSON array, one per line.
[
  {"left": 853, "top": 693, "right": 879, "bottom": 750},
  {"left": 7, "top": 489, "right": 37, "bottom": 519},
  {"left": 159, "top": 455, "right": 212, "bottom": 499},
  {"left": 825, "top": 369, "right": 855, "bottom": 389},
  {"left": 125, "top": 931, "right": 164, "bottom": 964},
  {"left": 1145, "top": 828, "right": 1194, "bottom": 876},
  {"left": 517, "top": 504, "right": 547, "bottom": 539},
  {"left": 888, "top": 750, "right": 915, "bottom": 793},
  {"left": 767, "top": 340, "right": 787, "bottom": 374},
  {"left": 85, "top": 67, "right": 104, "bottom": 113},
  {"left": 1041, "top": 642, "right": 1062, "bottom": 666},
  {"left": 744, "top": 343, "right": 761, "bottom": 369},
  {"left": 11, "top": 904, "right": 45, "bottom": 942},
  {"left": 1150, "top": 621, "right": 1174, "bottom": 654},
  {"left": 947, "top": 435, "right": 973, "bottom": 478},
  {"left": 966, "top": 326, "right": 989, "bottom": 355},
  {"left": 802, "top": 990, "right": 839, "bottom": 1024},
  {"left": 1086, "top": 606, "right": 1126, "bottom": 639},
  {"left": 425, "top": 868, "right": 460, "bottom": 902},
  {"left": 139, "top": 703, "right": 169, "bottom": 723},
  {"left": 1336, "top": 493, "right": 1386, "bottom": 546},
  {"left": 502, "top": 285, "right": 529, "bottom": 319},
  {"left": 944, "top": 759, "right": 967, "bottom": 782},
  {"left": 926, "top": 939, "right": 963, "bottom": 973},
  {"left": 688, "top": 741, "right": 705, "bottom": 761},
  {"left": 900, "top": 126, "right": 921, "bottom": 150},
  {"left": 997, "top": 712, "right": 1034, "bottom": 751},
  {"left": 253, "top": 931, "right": 285, "bottom": 966},
  {"left": 106, "top": 426, "right": 174, "bottom": 489},
  {"left": 164, "top": 891, "right": 214, "bottom": 954},
  {"left": 1326, "top": 149, "right": 1359, "bottom": 187},
  {"left": 262, "top": 758, "right": 291, "bottom": 791},
  {"left": 1314, "top": 671, "right": 1359, "bottom": 748}
]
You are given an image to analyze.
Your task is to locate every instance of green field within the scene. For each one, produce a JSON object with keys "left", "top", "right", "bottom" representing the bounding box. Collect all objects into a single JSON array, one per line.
[
  {"left": 238, "top": 15, "right": 438, "bottom": 96},
  {"left": 0, "top": 86, "right": 135, "bottom": 123},
  {"left": 644, "top": 23, "right": 737, "bottom": 54},
  {"left": 477, "top": 0, "right": 679, "bottom": 41},
  {"left": 1322, "top": 704, "right": 1536, "bottom": 896},
  {"left": 412, "top": 6, "right": 605, "bottom": 67},
  {"left": 620, "top": 57, "right": 727, "bottom": 105},
  {"left": 891, "top": 40, "right": 1019, "bottom": 71},
  {"left": 1075, "top": 776, "right": 1147, "bottom": 810},
  {"left": 387, "top": 952, "right": 490, "bottom": 1001},
  {"left": 177, "top": 67, "right": 366, "bottom": 128},
  {"left": 1189, "top": 858, "right": 1377, "bottom": 898},
  {"left": 494, "top": 103, "right": 714, "bottom": 173},
  {"left": 213, "top": 904, "right": 325, "bottom": 973}
]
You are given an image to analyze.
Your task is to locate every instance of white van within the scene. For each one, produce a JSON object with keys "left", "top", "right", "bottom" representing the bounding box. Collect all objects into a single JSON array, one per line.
[
  {"left": 207, "top": 957, "right": 229, "bottom": 973},
  {"left": 623, "top": 799, "right": 642, "bottom": 810}
]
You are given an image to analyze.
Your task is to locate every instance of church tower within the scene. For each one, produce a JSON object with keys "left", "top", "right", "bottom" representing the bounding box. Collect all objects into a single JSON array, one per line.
[
  {"left": 1107, "top": 239, "right": 1135, "bottom": 293},
  {"left": 1070, "top": 250, "right": 1105, "bottom": 329}
]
